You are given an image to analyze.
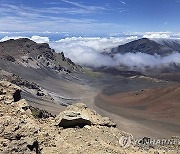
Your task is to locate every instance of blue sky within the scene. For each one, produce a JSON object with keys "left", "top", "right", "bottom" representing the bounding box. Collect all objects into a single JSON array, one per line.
[{"left": 0, "top": 0, "right": 180, "bottom": 35}]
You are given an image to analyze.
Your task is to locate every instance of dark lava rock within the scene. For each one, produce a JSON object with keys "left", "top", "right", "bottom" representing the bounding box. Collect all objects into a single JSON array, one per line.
[{"left": 4, "top": 55, "right": 16, "bottom": 62}]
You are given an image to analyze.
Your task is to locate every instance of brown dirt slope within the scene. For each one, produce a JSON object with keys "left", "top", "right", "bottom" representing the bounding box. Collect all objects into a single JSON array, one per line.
[{"left": 95, "top": 85, "right": 180, "bottom": 137}]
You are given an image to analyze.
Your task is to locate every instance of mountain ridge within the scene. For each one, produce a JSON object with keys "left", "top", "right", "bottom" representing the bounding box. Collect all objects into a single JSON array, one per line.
[
  {"left": 111, "top": 38, "right": 180, "bottom": 56},
  {"left": 0, "top": 38, "right": 78, "bottom": 73}
]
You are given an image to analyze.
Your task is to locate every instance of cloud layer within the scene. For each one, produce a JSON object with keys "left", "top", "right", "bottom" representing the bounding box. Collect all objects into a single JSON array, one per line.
[
  {"left": 114, "top": 52, "right": 180, "bottom": 68},
  {"left": 50, "top": 36, "right": 138, "bottom": 67},
  {"left": 50, "top": 36, "right": 180, "bottom": 68},
  {"left": 143, "top": 32, "right": 171, "bottom": 39}
]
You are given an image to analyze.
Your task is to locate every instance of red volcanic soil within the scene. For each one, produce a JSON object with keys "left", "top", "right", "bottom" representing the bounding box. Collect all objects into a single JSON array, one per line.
[{"left": 95, "top": 85, "right": 180, "bottom": 137}]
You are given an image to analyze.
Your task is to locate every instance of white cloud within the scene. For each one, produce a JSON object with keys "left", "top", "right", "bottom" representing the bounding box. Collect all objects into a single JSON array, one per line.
[
  {"left": 31, "top": 36, "right": 49, "bottom": 43},
  {"left": 50, "top": 36, "right": 138, "bottom": 67},
  {"left": 115, "top": 52, "right": 159, "bottom": 67},
  {"left": 143, "top": 32, "right": 171, "bottom": 39},
  {"left": 120, "top": 1, "right": 126, "bottom": 5},
  {"left": 53, "top": 37, "right": 137, "bottom": 52},
  {"left": 124, "top": 31, "right": 180, "bottom": 40},
  {"left": 0, "top": 3, "right": 105, "bottom": 16},
  {"left": 0, "top": 3, "right": 126, "bottom": 33},
  {"left": 61, "top": 0, "right": 106, "bottom": 11},
  {"left": 114, "top": 52, "right": 180, "bottom": 68}
]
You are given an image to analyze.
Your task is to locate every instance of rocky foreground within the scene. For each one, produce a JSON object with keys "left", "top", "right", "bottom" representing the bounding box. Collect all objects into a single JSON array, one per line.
[{"left": 0, "top": 81, "right": 179, "bottom": 154}]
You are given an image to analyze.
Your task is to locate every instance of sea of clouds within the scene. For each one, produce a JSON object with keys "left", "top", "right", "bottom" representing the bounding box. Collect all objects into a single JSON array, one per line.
[
  {"left": 0, "top": 35, "right": 180, "bottom": 69},
  {"left": 50, "top": 36, "right": 138, "bottom": 67}
]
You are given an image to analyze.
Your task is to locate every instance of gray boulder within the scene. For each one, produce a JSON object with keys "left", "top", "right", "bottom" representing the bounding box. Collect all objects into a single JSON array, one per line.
[{"left": 55, "top": 103, "right": 116, "bottom": 128}]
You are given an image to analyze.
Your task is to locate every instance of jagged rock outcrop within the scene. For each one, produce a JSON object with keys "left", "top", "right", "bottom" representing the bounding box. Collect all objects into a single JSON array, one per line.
[
  {"left": 0, "top": 81, "right": 57, "bottom": 154},
  {"left": 55, "top": 103, "right": 116, "bottom": 128},
  {"left": 0, "top": 70, "right": 51, "bottom": 100},
  {"left": 0, "top": 81, "right": 21, "bottom": 104},
  {"left": 0, "top": 81, "right": 178, "bottom": 154}
]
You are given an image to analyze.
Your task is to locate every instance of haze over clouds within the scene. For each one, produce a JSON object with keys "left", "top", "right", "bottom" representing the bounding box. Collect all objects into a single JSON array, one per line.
[
  {"left": 143, "top": 32, "right": 171, "bottom": 39},
  {"left": 1, "top": 35, "right": 180, "bottom": 69}
]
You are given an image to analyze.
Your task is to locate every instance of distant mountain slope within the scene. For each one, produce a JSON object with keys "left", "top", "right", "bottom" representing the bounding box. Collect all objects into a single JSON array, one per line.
[
  {"left": 111, "top": 38, "right": 179, "bottom": 56},
  {"left": 154, "top": 39, "right": 180, "bottom": 52},
  {"left": 0, "top": 38, "right": 78, "bottom": 73}
]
